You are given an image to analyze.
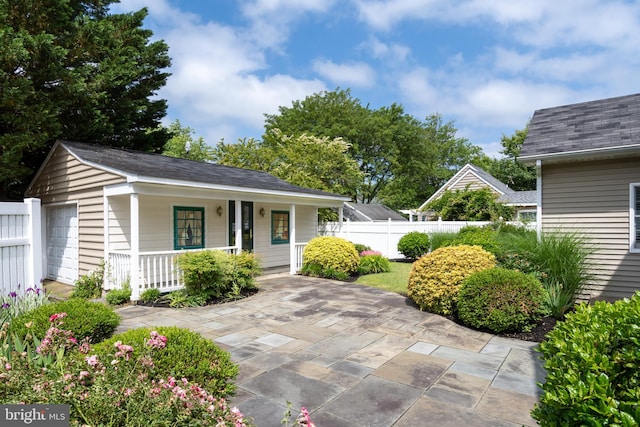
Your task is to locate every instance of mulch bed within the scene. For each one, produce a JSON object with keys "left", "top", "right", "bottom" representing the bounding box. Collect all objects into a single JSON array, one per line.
[
  {"left": 135, "top": 289, "right": 258, "bottom": 308},
  {"left": 445, "top": 313, "right": 558, "bottom": 343}
]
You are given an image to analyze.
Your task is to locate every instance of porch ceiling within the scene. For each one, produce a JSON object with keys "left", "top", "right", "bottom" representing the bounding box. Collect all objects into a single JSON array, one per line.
[{"left": 104, "top": 182, "right": 347, "bottom": 208}]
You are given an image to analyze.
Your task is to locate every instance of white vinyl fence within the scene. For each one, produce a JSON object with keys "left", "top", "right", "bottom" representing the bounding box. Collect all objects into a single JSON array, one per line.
[
  {"left": 0, "top": 199, "right": 43, "bottom": 295},
  {"left": 321, "top": 219, "right": 532, "bottom": 259}
]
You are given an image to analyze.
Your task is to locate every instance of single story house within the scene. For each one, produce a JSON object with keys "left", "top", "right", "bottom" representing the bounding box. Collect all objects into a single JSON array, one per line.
[
  {"left": 342, "top": 202, "right": 407, "bottom": 222},
  {"left": 519, "top": 92, "right": 640, "bottom": 301},
  {"left": 26, "top": 141, "right": 349, "bottom": 299},
  {"left": 406, "top": 163, "right": 536, "bottom": 221}
]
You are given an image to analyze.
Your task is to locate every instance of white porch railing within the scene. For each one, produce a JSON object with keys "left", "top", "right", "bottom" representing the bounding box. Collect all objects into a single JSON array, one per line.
[
  {"left": 294, "top": 242, "right": 307, "bottom": 274},
  {"left": 107, "top": 246, "right": 238, "bottom": 298}
]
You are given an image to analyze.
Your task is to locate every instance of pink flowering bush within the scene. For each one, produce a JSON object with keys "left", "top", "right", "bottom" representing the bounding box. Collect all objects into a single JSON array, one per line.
[{"left": 0, "top": 313, "right": 249, "bottom": 426}]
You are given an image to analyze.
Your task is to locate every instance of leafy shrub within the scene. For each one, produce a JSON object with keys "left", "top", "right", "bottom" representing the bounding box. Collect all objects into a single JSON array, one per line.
[
  {"left": 302, "top": 236, "right": 359, "bottom": 278},
  {"left": 426, "top": 187, "right": 515, "bottom": 221},
  {"left": 0, "top": 321, "right": 247, "bottom": 426},
  {"left": 353, "top": 243, "right": 372, "bottom": 253},
  {"left": 8, "top": 299, "right": 119, "bottom": 343},
  {"left": 0, "top": 285, "right": 49, "bottom": 326},
  {"left": 358, "top": 254, "right": 391, "bottom": 275},
  {"left": 457, "top": 268, "right": 547, "bottom": 333},
  {"left": 450, "top": 226, "right": 501, "bottom": 255},
  {"left": 165, "top": 289, "right": 208, "bottom": 307},
  {"left": 504, "top": 231, "right": 593, "bottom": 318},
  {"left": 139, "top": 288, "right": 161, "bottom": 303},
  {"left": 300, "top": 263, "right": 350, "bottom": 281},
  {"left": 428, "top": 232, "right": 457, "bottom": 251},
  {"left": 407, "top": 245, "right": 496, "bottom": 314},
  {"left": 94, "top": 326, "right": 238, "bottom": 397},
  {"left": 71, "top": 262, "right": 105, "bottom": 299},
  {"left": 176, "top": 250, "right": 260, "bottom": 299},
  {"left": 397, "top": 231, "right": 430, "bottom": 260},
  {"left": 532, "top": 293, "right": 640, "bottom": 425},
  {"left": 105, "top": 285, "right": 131, "bottom": 306}
]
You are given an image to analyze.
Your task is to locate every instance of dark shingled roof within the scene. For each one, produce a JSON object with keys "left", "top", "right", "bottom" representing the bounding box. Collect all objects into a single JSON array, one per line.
[
  {"left": 342, "top": 203, "right": 407, "bottom": 221},
  {"left": 61, "top": 140, "right": 346, "bottom": 199},
  {"left": 497, "top": 190, "right": 537, "bottom": 206},
  {"left": 520, "top": 93, "right": 640, "bottom": 161}
]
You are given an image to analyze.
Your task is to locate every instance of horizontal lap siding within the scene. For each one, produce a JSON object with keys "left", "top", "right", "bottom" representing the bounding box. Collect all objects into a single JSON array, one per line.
[
  {"left": 28, "top": 146, "right": 125, "bottom": 276},
  {"left": 449, "top": 173, "right": 492, "bottom": 192},
  {"left": 542, "top": 158, "right": 640, "bottom": 300}
]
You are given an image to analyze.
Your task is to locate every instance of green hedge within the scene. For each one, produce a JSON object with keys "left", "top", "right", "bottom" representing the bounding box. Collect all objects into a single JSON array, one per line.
[
  {"left": 8, "top": 299, "right": 120, "bottom": 343},
  {"left": 532, "top": 293, "right": 640, "bottom": 425}
]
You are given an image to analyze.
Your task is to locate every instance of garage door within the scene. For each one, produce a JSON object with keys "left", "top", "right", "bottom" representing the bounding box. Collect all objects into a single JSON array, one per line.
[{"left": 46, "top": 205, "right": 78, "bottom": 284}]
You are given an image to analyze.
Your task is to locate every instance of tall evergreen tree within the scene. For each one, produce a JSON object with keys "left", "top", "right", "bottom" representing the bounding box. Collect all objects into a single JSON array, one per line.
[{"left": 0, "top": 0, "right": 171, "bottom": 199}]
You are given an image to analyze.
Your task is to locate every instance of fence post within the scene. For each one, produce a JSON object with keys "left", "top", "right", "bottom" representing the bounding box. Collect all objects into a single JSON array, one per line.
[
  {"left": 25, "top": 198, "right": 42, "bottom": 287},
  {"left": 387, "top": 218, "right": 392, "bottom": 258}
]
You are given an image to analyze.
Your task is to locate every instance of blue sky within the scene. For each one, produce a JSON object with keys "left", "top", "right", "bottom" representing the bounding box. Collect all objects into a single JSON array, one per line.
[{"left": 112, "top": 0, "right": 640, "bottom": 157}]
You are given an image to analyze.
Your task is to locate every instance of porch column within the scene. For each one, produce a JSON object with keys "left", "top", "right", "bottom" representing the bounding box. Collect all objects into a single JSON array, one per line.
[
  {"left": 234, "top": 199, "right": 242, "bottom": 253},
  {"left": 103, "top": 193, "right": 110, "bottom": 289},
  {"left": 130, "top": 193, "right": 140, "bottom": 301},
  {"left": 338, "top": 205, "right": 343, "bottom": 236},
  {"left": 25, "top": 198, "right": 42, "bottom": 287},
  {"left": 289, "top": 204, "right": 297, "bottom": 275}
]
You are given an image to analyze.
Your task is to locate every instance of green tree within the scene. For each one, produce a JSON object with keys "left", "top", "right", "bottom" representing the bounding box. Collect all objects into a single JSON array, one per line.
[
  {"left": 484, "top": 125, "right": 535, "bottom": 191},
  {"left": 264, "top": 90, "right": 484, "bottom": 210},
  {"left": 0, "top": 0, "right": 171, "bottom": 200},
  {"left": 425, "top": 187, "right": 515, "bottom": 221},
  {"left": 162, "top": 120, "right": 213, "bottom": 162},
  {"left": 213, "top": 130, "right": 362, "bottom": 196},
  {"left": 378, "top": 113, "right": 484, "bottom": 210}
]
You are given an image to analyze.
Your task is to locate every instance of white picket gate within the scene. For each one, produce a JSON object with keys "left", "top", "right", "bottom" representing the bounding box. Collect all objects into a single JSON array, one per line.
[{"left": 0, "top": 199, "right": 43, "bottom": 295}]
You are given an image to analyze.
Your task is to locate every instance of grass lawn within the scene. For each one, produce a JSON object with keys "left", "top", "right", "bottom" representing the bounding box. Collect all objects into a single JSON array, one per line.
[{"left": 354, "top": 261, "right": 413, "bottom": 295}]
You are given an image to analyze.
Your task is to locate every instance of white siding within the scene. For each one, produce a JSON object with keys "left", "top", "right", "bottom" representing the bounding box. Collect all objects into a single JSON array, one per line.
[{"left": 542, "top": 158, "right": 640, "bottom": 300}]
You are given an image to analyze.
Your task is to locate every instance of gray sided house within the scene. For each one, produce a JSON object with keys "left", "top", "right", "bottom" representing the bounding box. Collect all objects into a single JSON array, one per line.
[
  {"left": 520, "top": 92, "right": 640, "bottom": 301},
  {"left": 342, "top": 202, "right": 407, "bottom": 222},
  {"left": 410, "top": 163, "right": 536, "bottom": 221},
  {"left": 26, "top": 141, "right": 349, "bottom": 299}
]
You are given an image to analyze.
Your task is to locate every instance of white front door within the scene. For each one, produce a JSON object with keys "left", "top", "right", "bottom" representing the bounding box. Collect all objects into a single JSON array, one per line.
[{"left": 46, "top": 205, "right": 78, "bottom": 284}]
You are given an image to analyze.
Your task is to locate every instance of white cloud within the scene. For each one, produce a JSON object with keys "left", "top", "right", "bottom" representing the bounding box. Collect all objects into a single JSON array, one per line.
[
  {"left": 365, "top": 37, "right": 411, "bottom": 62},
  {"left": 312, "top": 59, "right": 376, "bottom": 88}
]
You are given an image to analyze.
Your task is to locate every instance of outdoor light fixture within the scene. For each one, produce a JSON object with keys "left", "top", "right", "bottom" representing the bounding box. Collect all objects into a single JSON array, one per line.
[
  {"left": 216, "top": 206, "right": 223, "bottom": 216},
  {"left": 259, "top": 208, "right": 266, "bottom": 217}
]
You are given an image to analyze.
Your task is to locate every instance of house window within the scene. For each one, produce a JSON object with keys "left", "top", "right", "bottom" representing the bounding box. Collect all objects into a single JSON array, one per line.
[
  {"left": 632, "top": 184, "right": 640, "bottom": 252},
  {"left": 174, "top": 207, "right": 204, "bottom": 250},
  {"left": 271, "top": 211, "right": 289, "bottom": 244}
]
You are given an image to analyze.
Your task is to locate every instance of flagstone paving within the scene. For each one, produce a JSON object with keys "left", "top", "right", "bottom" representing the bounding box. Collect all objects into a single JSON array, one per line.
[{"left": 116, "top": 274, "right": 546, "bottom": 427}]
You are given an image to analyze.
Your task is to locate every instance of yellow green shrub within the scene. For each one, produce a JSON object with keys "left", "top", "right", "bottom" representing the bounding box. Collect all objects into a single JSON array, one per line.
[
  {"left": 302, "top": 236, "right": 360, "bottom": 278},
  {"left": 407, "top": 244, "right": 496, "bottom": 314}
]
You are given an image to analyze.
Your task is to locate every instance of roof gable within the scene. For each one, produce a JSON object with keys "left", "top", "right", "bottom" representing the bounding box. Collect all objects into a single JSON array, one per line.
[
  {"left": 520, "top": 93, "right": 640, "bottom": 163},
  {"left": 33, "top": 140, "right": 348, "bottom": 201},
  {"left": 418, "top": 163, "right": 512, "bottom": 210}
]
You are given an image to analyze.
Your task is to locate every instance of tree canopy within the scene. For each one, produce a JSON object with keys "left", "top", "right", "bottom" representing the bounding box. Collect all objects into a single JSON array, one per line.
[
  {"left": 482, "top": 125, "right": 536, "bottom": 191},
  {"left": 425, "top": 187, "right": 515, "bottom": 221},
  {"left": 0, "top": 0, "right": 171, "bottom": 199},
  {"left": 162, "top": 120, "right": 214, "bottom": 162},
  {"left": 263, "top": 88, "right": 481, "bottom": 209}
]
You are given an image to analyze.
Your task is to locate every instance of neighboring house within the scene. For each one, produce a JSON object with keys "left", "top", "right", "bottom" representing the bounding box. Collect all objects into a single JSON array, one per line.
[
  {"left": 342, "top": 202, "right": 407, "bottom": 222},
  {"left": 519, "top": 92, "right": 640, "bottom": 301},
  {"left": 406, "top": 163, "right": 536, "bottom": 221},
  {"left": 26, "top": 141, "right": 349, "bottom": 299}
]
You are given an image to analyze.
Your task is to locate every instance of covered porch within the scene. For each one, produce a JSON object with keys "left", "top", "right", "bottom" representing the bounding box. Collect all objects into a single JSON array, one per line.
[{"left": 102, "top": 181, "right": 344, "bottom": 300}]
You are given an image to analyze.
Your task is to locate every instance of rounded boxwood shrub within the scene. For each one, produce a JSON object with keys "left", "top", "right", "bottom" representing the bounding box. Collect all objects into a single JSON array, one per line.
[
  {"left": 407, "top": 245, "right": 496, "bottom": 315},
  {"left": 397, "top": 231, "right": 430, "bottom": 260},
  {"left": 8, "top": 299, "right": 120, "bottom": 343},
  {"left": 457, "top": 268, "right": 546, "bottom": 333},
  {"left": 93, "top": 326, "right": 238, "bottom": 397},
  {"left": 302, "top": 236, "right": 359, "bottom": 278},
  {"left": 533, "top": 293, "right": 640, "bottom": 425}
]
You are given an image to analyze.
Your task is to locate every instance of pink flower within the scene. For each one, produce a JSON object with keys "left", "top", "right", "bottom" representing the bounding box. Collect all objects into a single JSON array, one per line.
[
  {"left": 4, "top": 363, "right": 11, "bottom": 371},
  {"left": 85, "top": 355, "right": 99, "bottom": 367},
  {"left": 147, "top": 331, "right": 167, "bottom": 349},
  {"left": 49, "top": 312, "right": 67, "bottom": 323}
]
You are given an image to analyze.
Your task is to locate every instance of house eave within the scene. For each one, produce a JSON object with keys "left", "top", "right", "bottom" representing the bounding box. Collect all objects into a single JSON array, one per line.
[{"left": 519, "top": 144, "right": 640, "bottom": 165}]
